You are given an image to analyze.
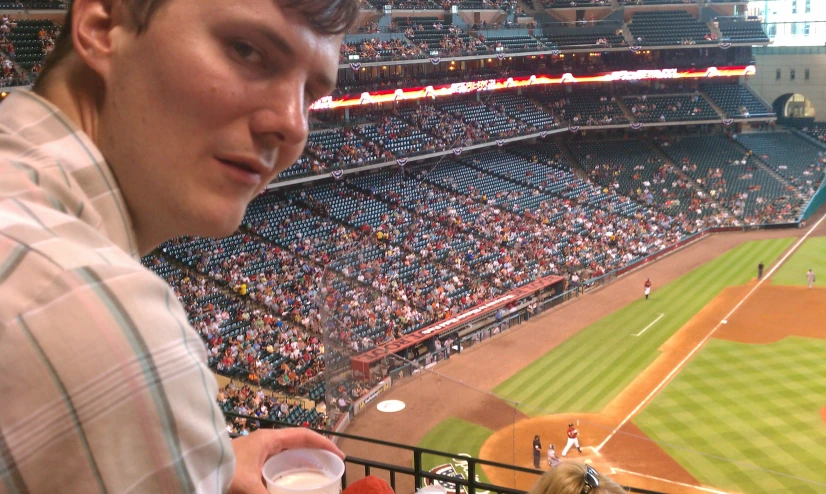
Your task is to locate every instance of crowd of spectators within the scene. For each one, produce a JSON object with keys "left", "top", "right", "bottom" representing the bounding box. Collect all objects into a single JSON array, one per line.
[
  {"left": 340, "top": 37, "right": 420, "bottom": 62},
  {"left": 403, "top": 103, "right": 491, "bottom": 148},
  {"left": 306, "top": 128, "right": 387, "bottom": 169},
  {"left": 799, "top": 124, "right": 826, "bottom": 145},
  {"left": 0, "top": 15, "right": 59, "bottom": 85},
  {"left": 219, "top": 382, "right": 325, "bottom": 435},
  {"left": 143, "top": 128, "right": 823, "bottom": 436}
]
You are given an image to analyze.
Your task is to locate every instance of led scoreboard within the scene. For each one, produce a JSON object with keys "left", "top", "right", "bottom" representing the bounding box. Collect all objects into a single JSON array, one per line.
[{"left": 311, "top": 65, "right": 755, "bottom": 111}]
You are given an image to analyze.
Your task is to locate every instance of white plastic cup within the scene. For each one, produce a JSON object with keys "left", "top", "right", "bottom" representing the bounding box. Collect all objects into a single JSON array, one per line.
[{"left": 263, "top": 448, "right": 345, "bottom": 494}]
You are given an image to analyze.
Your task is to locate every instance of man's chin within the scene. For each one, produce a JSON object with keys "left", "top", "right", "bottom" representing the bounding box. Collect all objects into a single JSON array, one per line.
[{"left": 189, "top": 213, "right": 245, "bottom": 239}]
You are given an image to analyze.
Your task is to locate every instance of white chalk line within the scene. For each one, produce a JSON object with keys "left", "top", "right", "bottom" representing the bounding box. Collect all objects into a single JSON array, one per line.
[
  {"left": 609, "top": 467, "right": 736, "bottom": 494},
  {"left": 596, "top": 211, "right": 826, "bottom": 453},
  {"left": 632, "top": 313, "right": 665, "bottom": 336}
]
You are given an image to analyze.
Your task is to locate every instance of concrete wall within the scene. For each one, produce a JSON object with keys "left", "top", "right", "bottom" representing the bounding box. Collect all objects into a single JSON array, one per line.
[{"left": 750, "top": 46, "right": 826, "bottom": 122}]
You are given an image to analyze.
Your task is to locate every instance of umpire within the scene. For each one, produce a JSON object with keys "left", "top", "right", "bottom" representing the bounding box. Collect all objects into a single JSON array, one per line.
[{"left": 533, "top": 435, "right": 542, "bottom": 468}]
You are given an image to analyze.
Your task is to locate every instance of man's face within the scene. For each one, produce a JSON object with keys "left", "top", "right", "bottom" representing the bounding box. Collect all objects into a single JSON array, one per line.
[{"left": 100, "top": 0, "right": 341, "bottom": 251}]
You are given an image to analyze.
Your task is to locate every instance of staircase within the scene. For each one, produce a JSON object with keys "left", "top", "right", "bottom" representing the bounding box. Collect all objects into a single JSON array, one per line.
[
  {"left": 556, "top": 139, "right": 591, "bottom": 180},
  {"left": 644, "top": 137, "right": 739, "bottom": 219},
  {"left": 727, "top": 138, "right": 806, "bottom": 200},
  {"left": 744, "top": 83, "right": 775, "bottom": 115},
  {"left": 700, "top": 91, "right": 727, "bottom": 119},
  {"left": 517, "top": 0, "right": 541, "bottom": 14},
  {"left": 614, "top": 96, "right": 637, "bottom": 123},
  {"left": 706, "top": 21, "right": 723, "bottom": 40}
]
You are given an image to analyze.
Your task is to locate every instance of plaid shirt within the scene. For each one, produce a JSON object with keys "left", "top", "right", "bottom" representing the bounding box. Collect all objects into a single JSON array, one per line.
[{"left": 0, "top": 91, "right": 234, "bottom": 493}]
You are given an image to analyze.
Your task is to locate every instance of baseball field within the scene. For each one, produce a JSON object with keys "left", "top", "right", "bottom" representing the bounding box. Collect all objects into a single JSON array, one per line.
[{"left": 340, "top": 218, "right": 826, "bottom": 494}]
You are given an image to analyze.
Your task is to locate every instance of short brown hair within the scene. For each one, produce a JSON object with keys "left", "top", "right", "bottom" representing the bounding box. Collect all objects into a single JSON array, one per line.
[{"left": 34, "top": 0, "right": 358, "bottom": 91}]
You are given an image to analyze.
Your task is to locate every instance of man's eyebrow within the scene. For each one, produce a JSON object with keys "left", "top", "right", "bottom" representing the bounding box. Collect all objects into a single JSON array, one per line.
[
  {"left": 260, "top": 28, "right": 296, "bottom": 59},
  {"left": 257, "top": 26, "right": 336, "bottom": 94}
]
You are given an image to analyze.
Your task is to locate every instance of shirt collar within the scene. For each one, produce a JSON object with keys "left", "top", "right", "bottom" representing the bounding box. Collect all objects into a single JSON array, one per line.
[{"left": 0, "top": 91, "right": 140, "bottom": 258}]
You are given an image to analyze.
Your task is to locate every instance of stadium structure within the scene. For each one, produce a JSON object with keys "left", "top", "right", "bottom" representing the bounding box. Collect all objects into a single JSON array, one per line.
[{"left": 4, "top": 0, "right": 826, "bottom": 492}]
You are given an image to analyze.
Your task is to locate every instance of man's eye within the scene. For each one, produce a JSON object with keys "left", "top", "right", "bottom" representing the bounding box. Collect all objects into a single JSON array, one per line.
[{"left": 232, "top": 41, "right": 264, "bottom": 65}]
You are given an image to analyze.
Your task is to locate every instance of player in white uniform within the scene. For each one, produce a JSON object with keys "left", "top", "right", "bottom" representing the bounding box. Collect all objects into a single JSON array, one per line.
[
  {"left": 562, "top": 423, "right": 582, "bottom": 457},
  {"left": 547, "top": 444, "right": 561, "bottom": 467}
]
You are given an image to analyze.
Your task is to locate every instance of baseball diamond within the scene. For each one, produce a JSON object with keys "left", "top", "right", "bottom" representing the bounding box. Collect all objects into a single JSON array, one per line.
[{"left": 340, "top": 214, "right": 826, "bottom": 494}]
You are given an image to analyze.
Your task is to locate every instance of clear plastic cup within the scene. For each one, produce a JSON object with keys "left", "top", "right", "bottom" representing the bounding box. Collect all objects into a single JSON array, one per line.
[{"left": 263, "top": 448, "right": 345, "bottom": 494}]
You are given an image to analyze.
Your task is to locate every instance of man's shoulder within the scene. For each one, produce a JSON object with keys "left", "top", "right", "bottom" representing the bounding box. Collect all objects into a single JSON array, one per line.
[{"left": 0, "top": 210, "right": 173, "bottom": 329}]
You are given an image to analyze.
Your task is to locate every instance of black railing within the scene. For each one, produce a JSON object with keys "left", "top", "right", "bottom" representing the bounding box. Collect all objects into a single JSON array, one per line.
[{"left": 225, "top": 413, "right": 665, "bottom": 494}]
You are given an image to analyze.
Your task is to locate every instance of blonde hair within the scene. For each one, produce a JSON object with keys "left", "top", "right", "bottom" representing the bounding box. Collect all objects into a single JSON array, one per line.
[{"left": 529, "top": 462, "right": 627, "bottom": 494}]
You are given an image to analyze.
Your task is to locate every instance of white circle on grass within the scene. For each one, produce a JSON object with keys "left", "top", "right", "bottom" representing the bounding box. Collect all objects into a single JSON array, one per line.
[{"left": 376, "top": 400, "right": 405, "bottom": 413}]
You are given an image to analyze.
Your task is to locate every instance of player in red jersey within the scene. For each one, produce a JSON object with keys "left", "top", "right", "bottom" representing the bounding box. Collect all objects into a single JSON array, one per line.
[
  {"left": 644, "top": 278, "right": 652, "bottom": 300},
  {"left": 562, "top": 423, "right": 582, "bottom": 457}
]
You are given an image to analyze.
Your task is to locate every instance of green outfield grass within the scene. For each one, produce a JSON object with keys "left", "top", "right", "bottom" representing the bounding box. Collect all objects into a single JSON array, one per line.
[
  {"left": 634, "top": 337, "right": 826, "bottom": 494},
  {"left": 493, "top": 238, "right": 794, "bottom": 415},
  {"left": 418, "top": 418, "right": 493, "bottom": 484},
  {"left": 771, "top": 236, "right": 826, "bottom": 287}
]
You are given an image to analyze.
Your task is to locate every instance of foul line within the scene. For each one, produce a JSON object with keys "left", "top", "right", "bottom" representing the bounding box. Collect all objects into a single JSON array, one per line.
[
  {"left": 596, "top": 211, "right": 826, "bottom": 453},
  {"left": 610, "top": 467, "right": 735, "bottom": 494},
  {"left": 632, "top": 313, "right": 665, "bottom": 336}
]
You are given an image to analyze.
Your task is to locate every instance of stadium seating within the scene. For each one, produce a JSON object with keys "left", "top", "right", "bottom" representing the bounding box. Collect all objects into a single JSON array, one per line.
[
  {"left": 340, "top": 36, "right": 421, "bottom": 63},
  {"left": 305, "top": 128, "right": 386, "bottom": 168},
  {"left": 5, "top": 19, "right": 55, "bottom": 69},
  {"left": 360, "top": 116, "right": 436, "bottom": 157},
  {"left": 628, "top": 11, "right": 713, "bottom": 46},
  {"left": 717, "top": 21, "right": 770, "bottom": 43},
  {"left": 143, "top": 126, "right": 826, "bottom": 407},
  {"left": 735, "top": 133, "right": 826, "bottom": 194},
  {"left": 797, "top": 123, "right": 826, "bottom": 145},
  {"left": 531, "top": 87, "right": 629, "bottom": 126},
  {"left": 398, "top": 102, "right": 490, "bottom": 148},
  {"left": 436, "top": 95, "right": 530, "bottom": 137},
  {"left": 657, "top": 135, "right": 801, "bottom": 223},
  {"left": 368, "top": 0, "right": 438, "bottom": 9},
  {"left": 536, "top": 27, "right": 625, "bottom": 48},
  {"left": 625, "top": 94, "right": 717, "bottom": 122},
  {"left": 622, "top": 0, "right": 697, "bottom": 4},
  {"left": 487, "top": 90, "right": 558, "bottom": 131},
  {"left": 703, "top": 84, "right": 774, "bottom": 118},
  {"left": 544, "top": 0, "right": 611, "bottom": 8},
  {"left": 569, "top": 139, "right": 722, "bottom": 221},
  {"left": 480, "top": 33, "right": 541, "bottom": 52},
  {"left": 0, "top": 1, "right": 63, "bottom": 7}
]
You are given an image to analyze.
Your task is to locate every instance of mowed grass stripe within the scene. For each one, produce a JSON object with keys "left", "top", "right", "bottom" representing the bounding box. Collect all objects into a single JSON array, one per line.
[
  {"left": 494, "top": 238, "right": 793, "bottom": 414},
  {"left": 504, "top": 240, "right": 759, "bottom": 406},
  {"left": 418, "top": 417, "right": 493, "bottom": 484},
  {"left": 513, "top": 268, "right": 723, "bottom": 410},
  {"left": 772, "top": 236, "right": 826, "bottom": 287},
  {"left": 635, "top": 337, "right": 826, "bottom": 494}
]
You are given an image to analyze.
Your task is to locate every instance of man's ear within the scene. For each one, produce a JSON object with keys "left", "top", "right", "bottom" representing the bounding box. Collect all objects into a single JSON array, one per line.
[{"left": 71, "top": 0, "right": 127, "bottom": 81}]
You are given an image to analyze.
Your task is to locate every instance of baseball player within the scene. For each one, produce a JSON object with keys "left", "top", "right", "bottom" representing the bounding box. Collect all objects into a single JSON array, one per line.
[
  {"left": 644, "top": 279, "right": 652, "bottom": 300},
  {"left": 758, "top": 262, "right": 764, "bottom": 280},
  {"left": 807, "top": 269, "right": 816, "bottom": 290},
  {"left": 562, "top": 423, "right": 582, "bottom": 457},
  {"left": 533, "top": 435, "right": 542, "bottom": 468},
  {"left": 547, "top": 444, "right": 561, "bottom": 467}
]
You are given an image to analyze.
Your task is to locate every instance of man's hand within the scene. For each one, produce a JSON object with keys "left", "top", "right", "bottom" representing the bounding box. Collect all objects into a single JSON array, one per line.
[{"left": 229, "top": 428, "right": 345, "bottom": 494}]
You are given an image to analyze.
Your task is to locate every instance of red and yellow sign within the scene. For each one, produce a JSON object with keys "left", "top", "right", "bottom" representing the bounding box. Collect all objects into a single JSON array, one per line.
[{"left": 311, "top": 65, "right": 755, "bottom": 111}]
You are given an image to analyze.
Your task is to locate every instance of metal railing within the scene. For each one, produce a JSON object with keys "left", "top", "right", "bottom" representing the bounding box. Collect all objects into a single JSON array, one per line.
[{"left": 224, "top": 413, "right": 665, "bottom": 494}]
